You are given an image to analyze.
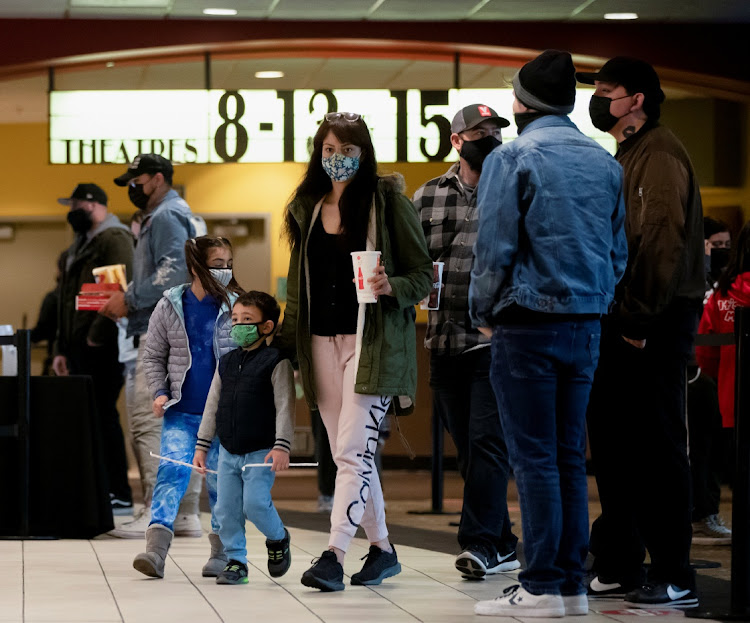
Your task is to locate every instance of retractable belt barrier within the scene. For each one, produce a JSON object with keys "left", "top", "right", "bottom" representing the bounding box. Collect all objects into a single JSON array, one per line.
[
  {"left": 688, "top": 309, "right": 750, "bottom": 620},
  {"left": 0, "top": 329, "right": 32, "bottom": 539}
]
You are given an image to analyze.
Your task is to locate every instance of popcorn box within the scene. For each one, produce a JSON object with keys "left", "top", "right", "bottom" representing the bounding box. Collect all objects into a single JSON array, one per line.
[
  {"left": 75, "top": 282, "right": 121, "bottom": 311},
  {"left": 92, "top": 264, "right": 128, "bottom": 290}
]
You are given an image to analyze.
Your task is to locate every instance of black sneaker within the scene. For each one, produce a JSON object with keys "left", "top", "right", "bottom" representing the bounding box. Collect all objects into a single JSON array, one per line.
[
  {"left": 455, "top": 544, "right": 495, "bottom": 580},
  {"left": 625, "top": 583, "right": 698, "bottom": 608},
  {"left": 216, "top": 560, "right": 249, "bottom": 585},
  {"left": 301, "top": 550, "right": 345, "bottom": 592},
  {"left": 266, "top": 528, "right": 291, "bottom": 578},
  {"left": 587, "top": 575, "right": 628, "bottom": 598},
  {"left": 492, "top": 550, "right": 521, "bottom": 573},
  {"left": 351, "top": 544, "right": 401, "bottom": 586}
]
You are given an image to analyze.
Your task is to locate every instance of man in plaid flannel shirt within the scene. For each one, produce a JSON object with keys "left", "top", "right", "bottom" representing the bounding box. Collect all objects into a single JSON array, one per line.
[{"left": 412, "top": 104, "right": 519, "bottom": 580}]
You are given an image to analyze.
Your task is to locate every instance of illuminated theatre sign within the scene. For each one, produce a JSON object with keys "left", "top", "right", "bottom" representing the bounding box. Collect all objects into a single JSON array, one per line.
[{"left": 49, "top": 88, "right": 614, "bottom": 165}]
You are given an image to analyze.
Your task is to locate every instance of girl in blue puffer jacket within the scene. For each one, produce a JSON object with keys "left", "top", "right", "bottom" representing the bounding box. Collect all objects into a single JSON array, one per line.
[{"left": 133, "top": 235, "right": 242, "bottom": 579}]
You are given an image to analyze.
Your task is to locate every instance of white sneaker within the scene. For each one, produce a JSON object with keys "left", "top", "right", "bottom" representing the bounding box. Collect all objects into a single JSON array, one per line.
[
  {"left": 173, "top": 513, "right": 202, "bottom": 538},
  {"left": 475, "top": 585, "right": 564, "bottom": 618},
  {"left": 563, "top": 594, "right": 589, "bottom": 616},
  {"left": 108, "top": 507, "right": 150, "bottom": 539},
  {"left": 692, "top": 514, "right": 732, "bottom": 545}
]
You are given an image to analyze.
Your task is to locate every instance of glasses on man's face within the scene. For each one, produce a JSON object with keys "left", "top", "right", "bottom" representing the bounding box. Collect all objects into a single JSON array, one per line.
[{"left": 324, "top": 112, "right": 362, "bottom": 123}]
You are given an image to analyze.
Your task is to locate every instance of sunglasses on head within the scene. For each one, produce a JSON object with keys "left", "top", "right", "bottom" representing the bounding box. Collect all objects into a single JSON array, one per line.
[{"left": 324, "top": 112, "right": 362, "bottom": 123}]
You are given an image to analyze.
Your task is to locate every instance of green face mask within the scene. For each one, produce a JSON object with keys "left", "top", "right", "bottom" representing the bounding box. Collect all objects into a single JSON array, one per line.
[{"left": 231, "top": 323, "right": 263, "bottom": 348}]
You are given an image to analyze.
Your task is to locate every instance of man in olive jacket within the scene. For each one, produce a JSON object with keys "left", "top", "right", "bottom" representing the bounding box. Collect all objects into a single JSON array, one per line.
[{"left": 53, "top": 183, "right": 135, "bottom": 512}]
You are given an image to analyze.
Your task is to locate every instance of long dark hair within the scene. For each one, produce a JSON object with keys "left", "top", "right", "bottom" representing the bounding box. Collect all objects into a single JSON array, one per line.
[
  {"left": 282, "top": 115, "right": 379, "bottom": 249},
  {"left": 718, "top": 220, "right": 750, "bottom": 296},
  {"left": 184, "top": 235, "right": 243, "bottom": 307}
]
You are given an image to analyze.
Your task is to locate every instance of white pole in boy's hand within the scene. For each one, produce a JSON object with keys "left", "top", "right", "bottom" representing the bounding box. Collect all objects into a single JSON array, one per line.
[
  {"left": 264, "top": 448, "right": 290, "bottom": 472},
  {"left": 193, "top": 449, "right": 208, "bottom": 475}
]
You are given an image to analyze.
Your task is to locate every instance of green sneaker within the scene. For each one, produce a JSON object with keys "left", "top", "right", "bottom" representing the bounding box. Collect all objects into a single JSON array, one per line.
[{"left": 216, "top": 560, "right": 249, "bottom": 585}]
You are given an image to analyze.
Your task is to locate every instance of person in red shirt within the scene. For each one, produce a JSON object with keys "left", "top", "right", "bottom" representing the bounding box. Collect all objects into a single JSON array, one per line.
[{"left": 695, "top": 220, "right": 750, "bottom": 540}]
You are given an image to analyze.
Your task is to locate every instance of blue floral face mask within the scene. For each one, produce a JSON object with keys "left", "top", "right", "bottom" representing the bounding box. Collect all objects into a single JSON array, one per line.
[{"left": 322, "top": 152, "right": 360, "bottom": 182}]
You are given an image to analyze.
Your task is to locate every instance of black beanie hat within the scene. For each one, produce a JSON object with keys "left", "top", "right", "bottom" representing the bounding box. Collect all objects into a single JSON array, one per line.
[{"left": 512, "top": 50, "right": 576, "bottom": 115}]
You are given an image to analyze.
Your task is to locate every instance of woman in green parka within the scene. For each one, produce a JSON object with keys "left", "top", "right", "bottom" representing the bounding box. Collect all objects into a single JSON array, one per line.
[{"left": 278, "top": 112, "right": 432, "bottom": 591}]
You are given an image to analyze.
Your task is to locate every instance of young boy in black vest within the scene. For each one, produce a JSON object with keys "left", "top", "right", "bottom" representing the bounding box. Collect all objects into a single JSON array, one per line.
[{"left": 194, "top": 291, "right": 295, "bottom": 584}]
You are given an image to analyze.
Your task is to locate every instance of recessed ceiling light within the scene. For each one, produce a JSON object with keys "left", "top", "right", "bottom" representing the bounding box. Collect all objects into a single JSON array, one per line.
[
  {"left": 604, "top": 12, "right": 638, "bottom": 19},
  {"left": 255, "top": 71, "right": 285, "bottom": 79},
  {"left": 203, "top": 8, "right": 238, "bottom": 16}
]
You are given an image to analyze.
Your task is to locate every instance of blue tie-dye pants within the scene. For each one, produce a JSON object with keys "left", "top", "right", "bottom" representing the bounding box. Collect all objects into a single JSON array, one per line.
[{"left": 149, "top": 410, "right": 220, "bottom": 533}]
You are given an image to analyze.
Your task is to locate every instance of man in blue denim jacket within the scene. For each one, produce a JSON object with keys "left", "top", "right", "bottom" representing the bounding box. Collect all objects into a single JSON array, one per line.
[
  {"left": 470, "top": 50, "right": 627, "bottom": 618},
  {"left": 100, "top": 154, "right": 203, "bottom": 539}
]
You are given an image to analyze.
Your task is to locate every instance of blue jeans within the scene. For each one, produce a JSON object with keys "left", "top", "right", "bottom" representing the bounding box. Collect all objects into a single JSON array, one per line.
[
  {"left": 430, "top": 348, "right": 517, "bottom": 555},
  {"left": 150, "top": 410, "right": 220, "bottom": 533},
  {"left": 215, "top": 446, "right": 286, "bottom": 565},
  {"left": 489, "top": 320, "right": 600, "bottom": 596}
]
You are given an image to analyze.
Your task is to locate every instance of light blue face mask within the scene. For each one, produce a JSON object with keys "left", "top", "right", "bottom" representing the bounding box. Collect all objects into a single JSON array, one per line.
[{"left": 322, "top": 152, "right": 360, "bottom": 182}]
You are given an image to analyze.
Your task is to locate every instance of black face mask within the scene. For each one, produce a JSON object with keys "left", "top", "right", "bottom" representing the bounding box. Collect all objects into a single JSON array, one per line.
[
  {"left": 128, "top": 182, "right": 150, "bottom": 210},
  {"left": 710, "top": 247, "right": 731, "bottom": 281},
  {"left": 459, "top": 135, "right": 501, "bottom": 173},
  {"left": 589, "top": 94, "right": 634, "bottom": 132},
  {"left": 514, "top": 111, "right": 547, "bottom": 134},
  {"left": 66, "top": 208, "right": 93, "bottom": 234}
]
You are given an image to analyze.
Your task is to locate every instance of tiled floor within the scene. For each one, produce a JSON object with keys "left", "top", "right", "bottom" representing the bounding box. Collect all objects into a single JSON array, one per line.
[{"left": 0, "top": 513, "right": 712, "bottom": 623}]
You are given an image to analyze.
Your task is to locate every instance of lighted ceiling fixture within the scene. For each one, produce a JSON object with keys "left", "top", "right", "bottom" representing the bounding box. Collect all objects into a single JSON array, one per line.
[
  {"left": 106, "top": 62, "right": 115, "bottom": 68},
  {"left": 203, "top": 8, "right": 238, "bottom": 16},
  {"left": 604, "top": 12, "right": 638, "bottom": 19},
  {"left": 255, "top": 71, "right": 285, "bottom": 79}
]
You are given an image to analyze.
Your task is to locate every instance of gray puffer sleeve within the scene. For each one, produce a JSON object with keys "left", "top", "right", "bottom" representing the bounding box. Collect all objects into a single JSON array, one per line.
[
  {"left": 196, "top": 367, "right": 221, "bottom": 452},
  {"left": 271, "top": 359, "right": 295, "bottom": 453},
  {"left": 142, "top": 298, "right": 171, "bottom": 399}
]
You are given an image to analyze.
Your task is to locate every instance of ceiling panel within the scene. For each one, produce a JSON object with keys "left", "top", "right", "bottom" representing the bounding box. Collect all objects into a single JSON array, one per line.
[
  {"left": 371, "top": 0, "right": 484, "bottom": 20},
  {"left": 171, "top": 0, "right": 272, "bottom": 18},
  {"left": 574, "top": 0, "right": 750, "bottom": 21},
  {"left": 270, "top": 0, "right": 377, "bottom": 19},
  {"left": 0, "top": 0, "right": 67, "bottom": 17},
  {"left": 474, "top": 0, "right": 582, "bottom": 20}
]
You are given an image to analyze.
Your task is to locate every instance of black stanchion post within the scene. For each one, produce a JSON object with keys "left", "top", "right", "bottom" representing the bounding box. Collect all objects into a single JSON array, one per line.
[
  {"left": 431, "top": 412, "right": 444, "bottom": 513},
  {"left": 731, "top": 306, "right": 750, "bottom": 613},
  {"left": 17, "top": 329, "right": 31, "bottom": 538},
  {"left": 687, "top": 306, "right": 750, "bottom": 620}
]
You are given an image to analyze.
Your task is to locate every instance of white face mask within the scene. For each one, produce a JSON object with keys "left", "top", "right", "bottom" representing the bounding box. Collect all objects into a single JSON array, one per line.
[{"left": 209, "top": 268, "right": 232, "bottom": 287}]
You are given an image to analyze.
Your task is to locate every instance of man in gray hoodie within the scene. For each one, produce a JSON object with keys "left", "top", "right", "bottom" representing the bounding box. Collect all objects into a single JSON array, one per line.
[
  {"left": 100, "top": 155, "right": 203, "bottom": 539},
  {"left": 53, "top": 183, "right": 135, "bottom": 516}
]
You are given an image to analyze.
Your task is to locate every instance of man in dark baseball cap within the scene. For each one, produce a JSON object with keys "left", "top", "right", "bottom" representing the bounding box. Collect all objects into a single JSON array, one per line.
[
  {"left": 577, "top": 56, "right": 703, "bottom": 608},
  {"left": 411, "top": 101, "right": 518, "bottom": 585},
  {"left": 451, "top": 104, "right": 510, "bottom": 135},
  {"left": 58, "top": 183, "right": 108, "bottom": 207},
  {"left": 576, "top": 56, "right": 665, "bottom": 131},
  {"left": 102, "top": 151, "right": 205, "bottom": 540},
  {"left": 114, "top": 153, "right": 173, "bottom": 187},
  {"left": 53, "top": 180, "right": 135, "bottom": 515}
]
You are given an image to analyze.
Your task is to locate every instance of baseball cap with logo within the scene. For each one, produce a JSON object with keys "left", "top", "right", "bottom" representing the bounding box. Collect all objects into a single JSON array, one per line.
[
  {"left": 451, "top": 104, "right": 510, "bottom": 135},
  {"left": 57, "top": 183, "right": 108, "bottom": 206},
  {"left": 114, "top": 153, "right": 174, "bottom": 187},
  {"left": 576, "top": 57, "right": 665, "bottom": 103}
]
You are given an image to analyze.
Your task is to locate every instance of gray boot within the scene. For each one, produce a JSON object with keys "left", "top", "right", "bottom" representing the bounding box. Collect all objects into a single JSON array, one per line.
[
  {"left": 202, "top": 533, "right": 228, "bottom": 577},
  {"left": 133, "top": 524, "right": 173, "bottom": 578}
]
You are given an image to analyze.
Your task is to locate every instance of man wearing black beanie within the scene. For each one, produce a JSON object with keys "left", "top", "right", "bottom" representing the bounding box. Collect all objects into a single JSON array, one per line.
[
  {"left": 470, "top": 50, "right": 628, "bottom": 618},
  {"left": 577, "top": 57, "right": 704, "bottom": 608}
]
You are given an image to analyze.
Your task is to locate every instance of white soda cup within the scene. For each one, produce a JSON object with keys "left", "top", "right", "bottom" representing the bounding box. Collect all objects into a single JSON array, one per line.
[
  {"left": 351, "top": 251, "right": 381, "bottom": 304},
  {"left": 420, "top": 262, "right": 445, "bottom": 310}
]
